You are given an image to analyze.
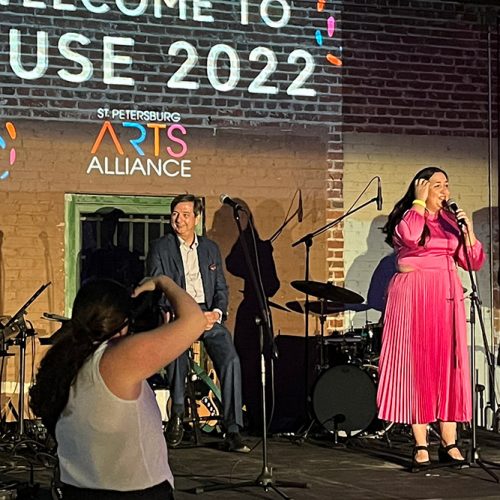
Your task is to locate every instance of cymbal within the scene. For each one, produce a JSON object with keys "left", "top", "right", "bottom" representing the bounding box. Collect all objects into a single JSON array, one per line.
[
  {"left": 38, "top": 337, "right": 55, "bottom": 346},
  {"left": 268, "top": 301, "right": 289, "bottom": 312},
  {"left": 286, "top": 300, "right": 308, "bottom": 314},
  {"left": 236, "top": 291, "right": 289, "bottom": 313},
  {"left": 291, "top": 280, "right": 364, "bottom": 304},
  {"left": 286, "top": 300, "right": 370, "bottom": 316},
  {"left": 43, "top": 312, "right": 70, "bottom": 322}
]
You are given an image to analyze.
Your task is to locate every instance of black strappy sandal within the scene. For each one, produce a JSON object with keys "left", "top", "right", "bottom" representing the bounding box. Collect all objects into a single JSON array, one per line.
[
  {"left": 438, "top": 443, "right": 466, "bottom": 465},
  {"left": 411, "top": 445, "right": 431, "bottom": 472}
]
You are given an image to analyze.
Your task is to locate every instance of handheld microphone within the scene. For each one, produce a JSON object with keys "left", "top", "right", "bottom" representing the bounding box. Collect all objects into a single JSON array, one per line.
[
  {"left": 298, "top": 189, "right": 303, "bottom": 222},
  {"left": 219, "top": 194, "right": 245, "bottom": 212},
  {"left": 377, "top": 178, "right": 383, "bottom": 211},
  {"left": 445, "top": 198, "right": 466, "bottom": 226}
]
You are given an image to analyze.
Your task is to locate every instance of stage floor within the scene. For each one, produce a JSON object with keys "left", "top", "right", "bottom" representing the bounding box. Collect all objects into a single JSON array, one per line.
[{"left": 2, "top": 426, "right": 500, "bottom": 499}]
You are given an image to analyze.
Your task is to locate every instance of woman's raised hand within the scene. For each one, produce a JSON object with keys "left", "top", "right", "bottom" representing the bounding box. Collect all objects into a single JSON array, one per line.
[
  {"left": 132, "top": 277, "right": 157, "bottom": 297},
  {"left": 414, "top": 178, "right": 430, "bottom": 202}
]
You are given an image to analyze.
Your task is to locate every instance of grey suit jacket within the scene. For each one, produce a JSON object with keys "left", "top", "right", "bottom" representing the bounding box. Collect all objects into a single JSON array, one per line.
[{"left": 146, "top": 232, "right": 229, "bottom": 317}]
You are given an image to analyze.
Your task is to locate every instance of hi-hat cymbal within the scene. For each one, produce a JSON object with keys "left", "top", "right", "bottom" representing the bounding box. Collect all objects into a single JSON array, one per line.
[
  {"left": 286, "top": 300, "right": 370, "bottom": 316},
  {"left": 291, "top": 280, "right": 364, "bottom": 304},
  {"left": 286, "top": 300, "right": 310, "bottom": 314},
  {"left": 286, "top": 300, "right": 340, "bottom": 315},
  {"left": 268, "top": 300, "right": 289, "bottom": 312}
]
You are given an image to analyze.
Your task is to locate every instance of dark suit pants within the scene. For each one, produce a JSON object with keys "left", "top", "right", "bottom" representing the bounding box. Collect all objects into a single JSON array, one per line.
[{"left": 166, "top": 322, "right": 243, "bottom": 433}]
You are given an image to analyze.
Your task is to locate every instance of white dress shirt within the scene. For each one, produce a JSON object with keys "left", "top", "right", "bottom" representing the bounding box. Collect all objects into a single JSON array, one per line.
[
  {"left": 178, "top": 235, "right": 205, "bottom": 304},
  {"left": 177, "top": 235, "right": 222, "bottom": 322}
]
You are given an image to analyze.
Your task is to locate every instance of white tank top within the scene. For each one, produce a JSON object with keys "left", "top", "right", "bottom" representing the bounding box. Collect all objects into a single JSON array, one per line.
[{"left": 55, "top": 342, "right": 173, "bottom": 491}]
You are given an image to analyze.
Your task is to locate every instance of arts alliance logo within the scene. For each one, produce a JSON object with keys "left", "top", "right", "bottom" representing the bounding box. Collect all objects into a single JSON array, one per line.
[{"left": 0, "top": 121, "right": 17, "bottom": 181}]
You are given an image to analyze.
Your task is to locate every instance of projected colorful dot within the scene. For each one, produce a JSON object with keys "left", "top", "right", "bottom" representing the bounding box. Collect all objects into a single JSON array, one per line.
[
  {"left": 314, "top": 2, "right": 342, "bottom": 67},
  {"left": 0, "top": 122, "right": 17, "bottom": 180}
]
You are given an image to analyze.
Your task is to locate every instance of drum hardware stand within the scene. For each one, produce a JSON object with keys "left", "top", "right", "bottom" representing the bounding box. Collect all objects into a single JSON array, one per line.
[
  {"left": 316, "top": 304, "right": 332, "bottom": 372},
  {"left": 365, "top": 422, "right": 397, "bottom": 447},
  {"left": 0, "top": 324, "right": 15, "bottom": 438},
  {"left": 190, "top": 205, "right": 307, "bottom": 499},
  {"left": 292, "top": 180, "right": 380, "bottom": 437},
  {"left": 326, "top": 416, "right": 350, "bottom": 448},
  {"left": 493, "top": 400, "right": 500, "bottom": 433},
  {"left": 476, "top": 383, "right": 486, "bottom": 428},
  {"left": 1, "top": 284, "right": 50, "bottom": 449}
]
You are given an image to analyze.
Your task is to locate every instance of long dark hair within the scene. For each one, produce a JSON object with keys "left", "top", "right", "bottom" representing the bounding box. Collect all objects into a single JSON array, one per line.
[
  {"left": 29, "top": 279, "right": 131, "bottom": 436},
  {"left": 383, "top": 166, "right": 448, "bottom": 247}
]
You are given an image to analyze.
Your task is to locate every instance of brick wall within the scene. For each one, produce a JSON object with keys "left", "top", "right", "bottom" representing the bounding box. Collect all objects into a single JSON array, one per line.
[
  {"left": 0, "top": 1, "right": 342, "bottom": 127},
  {"left": 343, "top": 132, "right": 497, "bottom": 398},
  {"left": 0, "top": 0, "right": 346, "bottom": 322},
  {"left": 0, "top": 119, "right": 331, "bottom": 413},
  {"left": 342, "top": 0, "right": 499, "bottom": 137},
  {"left": 2, "top": 0, "right": 500, "bottom": 410},
  {"left": 339, "top": 0, "right": 500, "bottom": 344},
  {"left": 0, "top": 120, "right": 329, "bottom": 326},
  {"left": 344, "top": 132, "right": 494, "bottom": 312}
]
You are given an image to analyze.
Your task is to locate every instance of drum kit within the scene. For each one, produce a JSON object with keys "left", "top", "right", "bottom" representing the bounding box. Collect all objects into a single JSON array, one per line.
[{"left": 275, "top": 279, "right": 384, "bottom": 438}]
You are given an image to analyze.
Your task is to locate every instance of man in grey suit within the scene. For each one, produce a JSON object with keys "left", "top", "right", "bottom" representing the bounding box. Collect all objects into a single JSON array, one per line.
[{"left": 146, "top": 194, "right": 248, "bottom": 453}]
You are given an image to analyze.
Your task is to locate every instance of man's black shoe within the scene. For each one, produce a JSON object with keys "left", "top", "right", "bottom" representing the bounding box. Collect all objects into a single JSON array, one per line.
[
  {"left": 224, "top": 432, "right": 250, "bottom": 453},
  {"left": 165, "top": 414, "right": 184, "bottom": 448}
]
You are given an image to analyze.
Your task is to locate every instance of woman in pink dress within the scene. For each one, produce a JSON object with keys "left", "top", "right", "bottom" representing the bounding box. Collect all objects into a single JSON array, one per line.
[{"left": 377, "top": 167, "right": 485, "bottom": 470}]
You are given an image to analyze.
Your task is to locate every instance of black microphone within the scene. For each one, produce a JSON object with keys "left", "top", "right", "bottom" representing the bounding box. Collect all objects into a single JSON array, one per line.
[
  {"left": 445, "top": 198, "right": 466, "bottom": 226},
  {"left": 298, "top": 189, "right": 303, "bottom": 222},
  {"left": 219, "top": 194, "right": 245, "bottom": 211},
  {"left": 377, "top": 177, "right": 383, "bottom": 211}
]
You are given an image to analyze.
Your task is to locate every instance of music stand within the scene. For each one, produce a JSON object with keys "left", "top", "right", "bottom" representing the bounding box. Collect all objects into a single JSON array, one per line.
[
  {"left": 2, "top": 283, "right": 51, "bottom": 440},
  {"left": 190, "top": 206, "right": 307, "bottom": 499}
]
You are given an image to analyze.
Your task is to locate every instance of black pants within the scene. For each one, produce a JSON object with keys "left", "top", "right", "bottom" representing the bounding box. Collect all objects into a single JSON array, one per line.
[{"left": 62, "top": 480, "right": 174, "bottom": 499}]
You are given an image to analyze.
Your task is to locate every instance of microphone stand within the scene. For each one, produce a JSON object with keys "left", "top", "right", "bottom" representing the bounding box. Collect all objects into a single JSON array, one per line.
[
  {"left": 269, "top": 206, "right": 300, "bottom": 243},
  {"left": 270, "top": 189, "right": 302, "bottom": 243},
  {"left": 291, "top": 196, "right": 379, "bottom": 435},
  {"left": 456, "top": 226, "right": 500, "bottom": 482},
  {"left": 2, "top": 283, "right": 50, "bottom": 445},
  {"left": 192, "top": 208, "right": 307, "bottom": 498}
]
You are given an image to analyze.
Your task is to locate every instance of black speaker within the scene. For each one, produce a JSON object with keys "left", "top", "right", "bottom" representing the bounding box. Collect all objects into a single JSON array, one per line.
[{"left": 269, "top": 335, "right": 316, "bottom": 433}]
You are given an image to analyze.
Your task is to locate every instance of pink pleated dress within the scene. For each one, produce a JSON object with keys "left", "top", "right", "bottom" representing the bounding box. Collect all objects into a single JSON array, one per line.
[{"left": 377, "top": 208, "right": 485, "bottom": 424}]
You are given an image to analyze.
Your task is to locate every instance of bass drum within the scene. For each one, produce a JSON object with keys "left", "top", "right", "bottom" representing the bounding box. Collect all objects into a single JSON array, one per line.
[{"left": 312, "top": 364, "right": 377, "bottom": 435}]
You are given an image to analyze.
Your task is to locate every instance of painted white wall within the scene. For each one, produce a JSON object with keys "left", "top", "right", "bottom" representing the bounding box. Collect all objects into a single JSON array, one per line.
[{"left": 343, "top": 132, "right": 499, "bottom": 426}]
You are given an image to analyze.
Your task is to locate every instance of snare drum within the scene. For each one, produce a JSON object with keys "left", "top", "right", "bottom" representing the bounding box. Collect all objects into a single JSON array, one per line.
[
  {"left": 340, "top": 324, "right": 383, "bottom": 359},
  {"left": 324, "top": 332, "right": 364, "bottom": 366}
]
